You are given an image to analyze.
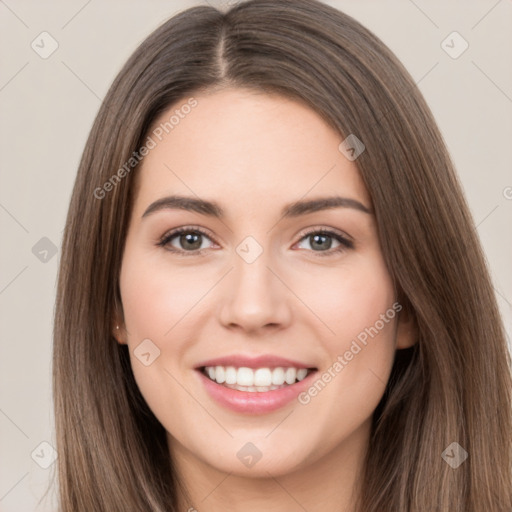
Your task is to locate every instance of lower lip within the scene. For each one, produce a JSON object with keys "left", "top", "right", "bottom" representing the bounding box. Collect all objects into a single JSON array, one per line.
[{"left": 197, "top": 369, "right": 317, "bottom": 414}]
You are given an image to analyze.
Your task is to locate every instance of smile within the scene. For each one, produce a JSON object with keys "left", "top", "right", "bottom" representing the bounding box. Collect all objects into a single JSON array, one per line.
[
  {"left": 201, "top": 365, "right": 313, "bottom": 392},
  {"left": 196, "top": 358, "right": 318, "bottom": 414}
]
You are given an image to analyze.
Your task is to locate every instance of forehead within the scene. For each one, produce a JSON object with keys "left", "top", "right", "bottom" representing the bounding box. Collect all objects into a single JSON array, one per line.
[{"left": 132, "top": 87, "right": 370, "bottom": 219}]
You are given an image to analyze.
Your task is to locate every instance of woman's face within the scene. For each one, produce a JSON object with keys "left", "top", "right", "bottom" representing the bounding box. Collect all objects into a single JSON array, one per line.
[{"left": 116, "top": 87, "right": 414, "bottom": 478}]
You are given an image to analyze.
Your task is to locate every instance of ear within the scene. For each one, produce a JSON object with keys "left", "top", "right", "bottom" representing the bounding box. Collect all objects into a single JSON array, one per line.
[
  {"left": 395, "top": 302, "right": 417, "bottom": 350},
  {"left": 111, "top": 311, "right": 128, "bottom": 345}
]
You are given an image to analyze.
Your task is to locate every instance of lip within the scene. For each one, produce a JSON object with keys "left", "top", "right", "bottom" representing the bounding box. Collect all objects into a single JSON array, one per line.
[
  {"left": 195, "top": 354, "right": 315, "bottom": 370},
  {"left": 196, "top": 368, "right": 318, "bottom": 414}
]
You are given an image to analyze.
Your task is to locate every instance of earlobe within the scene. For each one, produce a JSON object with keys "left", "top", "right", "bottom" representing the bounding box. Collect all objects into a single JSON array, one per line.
[
  {"left": 112, "top": 320, "right": 127, "bottom": 345},
  {"left": 112, "top": 298, "right": 128, "bottom": 344},
  {"left": 395, "top": 305, "right": 418, "bottom": 350}
]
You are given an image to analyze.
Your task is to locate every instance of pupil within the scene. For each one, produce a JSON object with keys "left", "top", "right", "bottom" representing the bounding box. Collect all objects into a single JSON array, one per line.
[
  {"left": 181, "top": 233, "right": 202, "bottom": 250},
  {"left": 311, "top": 234, "right": 331, "bottom": 251}
]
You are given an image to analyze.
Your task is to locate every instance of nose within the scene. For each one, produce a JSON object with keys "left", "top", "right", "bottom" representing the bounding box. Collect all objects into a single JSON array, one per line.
[{"left": 217, "top": 249, "right": 293, "bottom": 334}]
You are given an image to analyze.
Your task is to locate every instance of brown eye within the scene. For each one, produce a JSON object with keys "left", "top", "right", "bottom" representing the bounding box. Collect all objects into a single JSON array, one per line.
[
  {"left": 158, "top": 227, "right": 216, "bottom": 255},
  {"left": 175, "top": 232, "right": 204, "bottom": 251},
  {"left": 295, "top": 229, "right": 353, "bottom": 255},
  {"left": 307, "top": 233, "right": 334, "bottom": 251}
]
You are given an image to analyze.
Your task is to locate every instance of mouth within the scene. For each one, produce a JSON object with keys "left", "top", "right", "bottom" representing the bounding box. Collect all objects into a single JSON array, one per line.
[
  {"left": 195, "top": 361, "right": 319, "bottom": 414},
  {"left": 199, "top": 365, "right": 317, "bottom": 393}
]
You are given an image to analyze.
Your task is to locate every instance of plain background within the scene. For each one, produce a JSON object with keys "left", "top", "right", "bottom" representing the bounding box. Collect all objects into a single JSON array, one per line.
[{"left": 0, "top": 0, "right": 511, "bottom": 510}]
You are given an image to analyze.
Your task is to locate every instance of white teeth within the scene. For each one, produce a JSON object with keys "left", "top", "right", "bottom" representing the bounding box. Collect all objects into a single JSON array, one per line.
[
  {"left": 296, "top": 368, "right": 308, "bottom": 381},
  {"left": 254, "top": 368, "right": 272, "bottom": 387},
  {"left": 285, "top": 368, "right": 297, "bottom": 385},
  {"left": 203, "top": 365, "right": 313, "bottom": 389},
  {"left": 225, "top": 366, "right": 237, "bottom": 385},
  {"left": 224, "top": 383, "right": 282, "bottom": 392},
  {"left": 271, "top": 367, "right": 285, "bottom": 385},
  {"left": 237, "top": 367, "right": 254, "bottom": 386},
  {"left": 215, "top": 366, "right": 225, "bottom": 384}
]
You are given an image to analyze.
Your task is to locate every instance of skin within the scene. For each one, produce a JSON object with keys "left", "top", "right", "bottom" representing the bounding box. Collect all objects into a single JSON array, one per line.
[{"left": 114, "top": 87, "right": 416, "bottom": 512}]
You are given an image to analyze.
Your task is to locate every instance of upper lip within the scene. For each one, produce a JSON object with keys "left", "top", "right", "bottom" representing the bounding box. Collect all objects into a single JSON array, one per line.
[{"left": 195, "top": 354, "right": 317, "bottom": 370}]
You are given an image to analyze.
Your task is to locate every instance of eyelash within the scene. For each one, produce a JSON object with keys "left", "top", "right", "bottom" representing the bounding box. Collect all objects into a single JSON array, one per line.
[{"left": 156, "top": 225, "right": 354, "bottom": 257}]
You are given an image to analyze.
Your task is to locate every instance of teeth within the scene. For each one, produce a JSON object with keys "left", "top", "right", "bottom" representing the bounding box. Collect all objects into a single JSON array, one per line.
[
  {"left": 271, "top": 367, "right": 285, "bottom": 385},
  {"left": 224, "top": 383, "right": 282, "bottom": 392},
  {"left": 204, "top": 365, "right": 312, "bottom": 389},
  {"left": 215, "top": 366, "right": 225, "bottom": 384},
  {"left": 225, "top": 366, "right": 237, "bottom": 385},
  {"left": 285, "top": 368, "right": 297, "bottom": 384},
  {"left": 238, "top": 367, "right": 255, "bottom": 386},
  {"left": 297, "top": 368, "right": 308, "bottom": 381}
]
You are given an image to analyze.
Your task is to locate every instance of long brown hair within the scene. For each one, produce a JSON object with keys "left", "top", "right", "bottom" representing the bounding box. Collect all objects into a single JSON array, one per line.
[{"left": 53, "top": 0, "right": 512, "bottom": 510}]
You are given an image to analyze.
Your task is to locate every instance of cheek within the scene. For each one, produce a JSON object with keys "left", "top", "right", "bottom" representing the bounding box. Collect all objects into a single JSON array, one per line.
[
  {"left": 292, "top": 253, "right": 395, "bottom": 347},
  {"left": 118, "top": 248, "right": 215, "bottom": 434},
  {"left": 119, "top": 250, "right": 205, "bottom": 341},
  {"left": 294, "top": 254, "right": 397, "bottom": 413},
  {"left": 119, "top": 256, "right": 193, "bottom": 439}
]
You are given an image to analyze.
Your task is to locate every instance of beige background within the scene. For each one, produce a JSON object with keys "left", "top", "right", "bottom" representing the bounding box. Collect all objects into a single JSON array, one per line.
[{"left": 0, "top": 0, "right": 511, "bottom": 510}]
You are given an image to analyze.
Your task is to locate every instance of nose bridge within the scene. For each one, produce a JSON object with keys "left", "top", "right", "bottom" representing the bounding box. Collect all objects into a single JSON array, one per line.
[
  {"left": 217, "top": 234, "right": 292, "bottom": 331},
  {"left": 231, "top": 237, "right": 277, "bottom": 302}
]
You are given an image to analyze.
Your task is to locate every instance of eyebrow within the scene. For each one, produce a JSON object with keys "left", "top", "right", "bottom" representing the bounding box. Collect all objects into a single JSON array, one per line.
[{"left": 141, "top": 194, "right": 373, "bottom": 219}]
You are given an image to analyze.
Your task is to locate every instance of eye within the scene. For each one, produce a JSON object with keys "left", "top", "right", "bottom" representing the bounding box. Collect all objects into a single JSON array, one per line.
[
  {"left": 157, "top": 226, "right": 217, "bottom": 255},
  {"left": 294, "top": 228, "right": 353, "bottom": 256},
  {"left": 157, "top": 226, "right": 354, "bottom": 257}
]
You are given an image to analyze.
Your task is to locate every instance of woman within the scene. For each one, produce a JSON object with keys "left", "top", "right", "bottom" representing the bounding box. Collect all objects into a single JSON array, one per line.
[{"left": 52, "top": 0, "right": 512, "bottom": 510}]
